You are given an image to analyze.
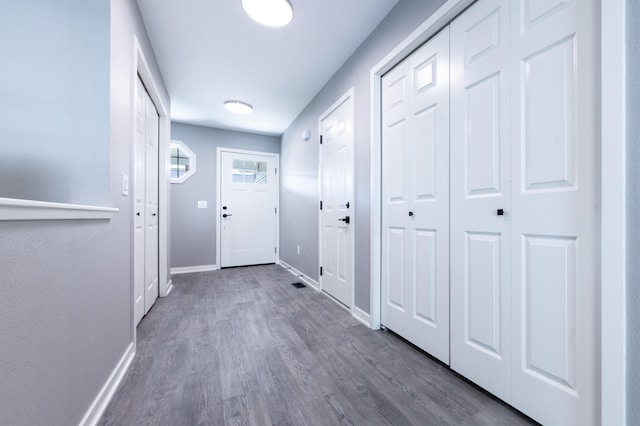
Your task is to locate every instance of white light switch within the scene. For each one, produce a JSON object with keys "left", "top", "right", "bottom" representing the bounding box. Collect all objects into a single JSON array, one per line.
[
  {"left": 121, "top": 173, "right": 129, "bottom": 196},
  {"left": 198, "top": 200, "right": 207, "bottom": 209}
]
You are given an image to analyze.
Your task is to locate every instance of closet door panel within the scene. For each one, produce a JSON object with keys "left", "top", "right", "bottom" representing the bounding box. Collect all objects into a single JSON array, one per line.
[
  {"left": 382, "top": 59, "right": 412, "bottom": 338},
  {"left": 510, "top": 0, "right": 599, "bottom": 424},
  {"left": 450, "top": 0, "right": 512, "bottom": 402},
  {"left": 382, "top": 28, "right": 450, "bottom": 364}
]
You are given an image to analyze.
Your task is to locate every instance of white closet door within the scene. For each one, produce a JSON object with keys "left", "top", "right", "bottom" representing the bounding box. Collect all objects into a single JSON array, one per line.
[
  {"left": 450, "top": 0, "right": 512, "bottom": 401},
  {"left": 133, "top": 78, "right": 146, "bottom": 325},
  {"left": 144, "top": 90, "right": 159, "bottom": 315},
  {"left": 509, "top": 1, "right": 599, "bottom": 424},
  {"left": 381, "top": 28, "right": 450, "bottom": 364}
]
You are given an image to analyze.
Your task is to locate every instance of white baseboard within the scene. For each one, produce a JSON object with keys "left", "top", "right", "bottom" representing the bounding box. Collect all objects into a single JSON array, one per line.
[
  {"left": 160, "top": 279, "right": 173, "bottom": 297},
  {"left": 170, "top": 264, "right": 219, "bottom": 275},
  {"left": 352, "top": 305, "right": 372, "bottom": 328},
  {"left": 278, "top": 260, "right": 320, "bottom": 291},
  {"left": 79, "top": 342, "right": 135, "bottom": 426}
]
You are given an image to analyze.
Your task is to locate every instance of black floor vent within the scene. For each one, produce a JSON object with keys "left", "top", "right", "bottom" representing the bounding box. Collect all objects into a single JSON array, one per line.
[{"left": 291, "top": 282, "right": 306, "bottom": 289}]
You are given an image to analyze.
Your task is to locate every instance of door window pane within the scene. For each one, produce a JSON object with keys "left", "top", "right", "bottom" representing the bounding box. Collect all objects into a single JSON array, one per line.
[{"left": 231, "top": 159, "right": 267, "bottom": 184}]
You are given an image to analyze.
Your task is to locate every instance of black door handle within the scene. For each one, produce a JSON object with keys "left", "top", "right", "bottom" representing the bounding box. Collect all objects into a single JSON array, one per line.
[
  {"left": 338, "top": 216, "right": 350, "bottom": 224},
  {"left": 222, "top": 213, "right": 232, "bottom": 218},
  {"left": 152, "top": 213, "right": 157, "bottom": 217},
  {"left": 345, "top": 201, "right": 350, "bottom": 209},
  {"left": 136, "top": 212, "right": 140, "bottom": 216},
  {"left": 497, "top": 209, "right": 504, "bottom": 216},
  {"left": 408, "top": 211, "right": 414, "bottom": 217}
]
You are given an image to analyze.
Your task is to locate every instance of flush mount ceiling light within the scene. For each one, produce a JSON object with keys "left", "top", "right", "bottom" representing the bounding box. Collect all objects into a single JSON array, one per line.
[
  {"left": 241, "top": 0, "right": 294, "bottom": 27},
  {"left": 224, "top": 100, "right": 253, "bottom": 114}
]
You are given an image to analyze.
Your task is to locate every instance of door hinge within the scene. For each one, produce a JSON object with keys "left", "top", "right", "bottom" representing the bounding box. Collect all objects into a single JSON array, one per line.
[
  {"left": 275, "top": 207, "right": 277, "bottom": 214},
  {"left": 320, "top": 200, "right": 323, "bottom": 210},
  {"left": 275, "top": 247, "right": 277, "bottom": 254},
  {"left": 320, "top": 266, "right": 323, "bottom": 276},
  {"left": 320, "top": 135, "right": 323, "bottom": 145},
  {"left": 275, "top": 167, "right": 278, "bottom": 174}
]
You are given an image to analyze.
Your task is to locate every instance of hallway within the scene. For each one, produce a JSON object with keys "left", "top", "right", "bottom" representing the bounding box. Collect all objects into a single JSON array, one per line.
[{"left": 100, "top": 265, "right": 535, "bottom": 425}]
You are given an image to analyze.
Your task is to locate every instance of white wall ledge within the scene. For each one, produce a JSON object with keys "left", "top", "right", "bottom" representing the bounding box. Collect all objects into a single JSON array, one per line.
[{"left": 0, "top": 197, "right": 118, "bottom": 221}]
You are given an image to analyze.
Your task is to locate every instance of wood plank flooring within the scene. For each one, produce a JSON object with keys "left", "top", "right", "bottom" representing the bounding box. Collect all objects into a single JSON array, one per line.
[{"left": 99, "top": 264, "right": 536, "bottom": 426}]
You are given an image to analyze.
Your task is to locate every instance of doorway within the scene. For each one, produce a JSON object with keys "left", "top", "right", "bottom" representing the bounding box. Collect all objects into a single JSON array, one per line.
[
  {"left": 217, "top": 149, "right": 279, "bottom": 268},
  {"left": 319, "top": 89, "right": 355, "bottom": 308}
]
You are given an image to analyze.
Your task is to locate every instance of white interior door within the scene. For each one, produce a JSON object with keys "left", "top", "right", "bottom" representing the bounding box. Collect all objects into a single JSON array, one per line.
[
  {"left": 450, "top": 0, "right": 512, "bottom": 401},
  {"left": 381, "top": 27, "right": 450, "bottom": 364},
  {"left": 319, "top": 91, "right": 354, "bottom": 307},
  {"left": 220, "top": 151, "right": 278, "bottom": 268},
  {"left": 134, "top": 76, "right": 159, "bottom": 324},
  {"left": 509, "top": 1, "right": 599, "bottom": 424}
]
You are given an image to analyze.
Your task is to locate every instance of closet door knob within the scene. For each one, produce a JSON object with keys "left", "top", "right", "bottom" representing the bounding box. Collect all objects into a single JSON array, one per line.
[
  {"left": 408, "top": 211, "right": 414, "bottom": 217},
  {"left": 497, "top": 209, "right": 504, "bottom": 216}
]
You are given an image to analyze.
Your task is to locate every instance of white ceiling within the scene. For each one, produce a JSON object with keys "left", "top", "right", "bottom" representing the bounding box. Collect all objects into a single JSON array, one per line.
[{"left": 136, "top": 0, "right": 399, "bottom": 136}]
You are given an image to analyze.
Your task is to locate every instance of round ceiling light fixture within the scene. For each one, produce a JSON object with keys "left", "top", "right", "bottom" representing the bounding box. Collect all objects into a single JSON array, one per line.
[
  {"left": 241, "top": 0, "right": 294, "bottom": 27},
  {"left": 224, "top": 100, "right": 254, "bottom": 115}
]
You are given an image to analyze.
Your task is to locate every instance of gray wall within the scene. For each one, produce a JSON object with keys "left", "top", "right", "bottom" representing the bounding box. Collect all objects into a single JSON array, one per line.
[
  {"left": 0, "top": 0, "right": 110, "bottom": 206},
  {"left": 171, "top": 123, "right": 280, "bottom": 269},
  {"left": 0, "top": 0, "right": 169, "bottom": 424},
  {"left": 628, "top": 0, "right": 640, "bottom": 423},
  {"left": 279, "top": 0, "right": 446, "bottom": 313}
]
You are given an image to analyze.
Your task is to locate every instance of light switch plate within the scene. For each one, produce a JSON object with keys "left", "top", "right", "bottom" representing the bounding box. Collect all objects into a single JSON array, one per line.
[
  {"left": 121, "top": 173, "right": 129, "bottom": 196},
  {"left": 198, "top": 200, "right": 207, "bottom": 209}
]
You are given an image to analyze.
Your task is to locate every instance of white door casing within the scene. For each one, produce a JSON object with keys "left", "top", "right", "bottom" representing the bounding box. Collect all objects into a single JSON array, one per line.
[
  {"left": 134, "top": 76, "right": 159, "bottom": 324},
  {"left": 219, "top": 150, "right": 279, "bottom": 268},
  {"left": 509, "top": 0, "right": 599, "bottom": 424},
  {"left": 319, "top": 89, "right": 355, "bottom": 308},
  {"left": 381, "top": 28, "right": 450, "bottom": 364},
  {"left": 450, "top": 0, "right": 512, "bottom": 400}
]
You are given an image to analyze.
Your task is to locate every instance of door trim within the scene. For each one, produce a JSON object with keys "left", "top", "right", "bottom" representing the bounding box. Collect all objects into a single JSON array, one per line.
[
  {"left": 131, "top": 35, "right": 172, "bottom": 337},
  {"left": 369, "top": 0, "right": 626, "bottom": 423},
  {"left": 216, "top": 147, "right": 280, "bottom": 269},
  {"left": 318, "top": 87, "right": 355, "bottom": 311}
]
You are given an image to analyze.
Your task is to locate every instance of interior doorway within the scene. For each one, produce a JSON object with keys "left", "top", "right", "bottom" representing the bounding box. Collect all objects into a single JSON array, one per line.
[{"left": 318, "top": 89, "right": 355, "bottom": 308}]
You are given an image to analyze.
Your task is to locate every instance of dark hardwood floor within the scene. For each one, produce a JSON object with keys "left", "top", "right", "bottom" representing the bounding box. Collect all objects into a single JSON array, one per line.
[{"left": 99, "top": 264, "right": 536, "bottom": 426}]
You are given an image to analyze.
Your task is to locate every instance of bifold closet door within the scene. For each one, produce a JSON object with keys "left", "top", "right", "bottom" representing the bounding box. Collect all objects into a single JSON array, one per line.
[
  {"left": 509, "top": 1, "right": 599, "bottom": 424},
  {"left": 450, "top": 0, "right": 512, "bottom": 402},
  {"left": 450, "top": 0, "right": 600, "bottom": 424},
  {"left": 381, "top": 28, "right": 450, "bottom": 364}
]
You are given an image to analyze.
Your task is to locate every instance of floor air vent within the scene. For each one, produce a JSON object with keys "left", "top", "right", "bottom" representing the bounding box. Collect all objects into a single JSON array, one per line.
[{"left": 291, "top": 282, "right": 306, "bottom": 289}]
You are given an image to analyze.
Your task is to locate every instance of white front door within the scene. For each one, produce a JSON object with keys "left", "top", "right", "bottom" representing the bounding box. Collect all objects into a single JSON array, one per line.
[
  {"left": 319, "top": 90, "right": 354, "bottom": 307},
  {"left": 449, "top": 0, "right": 512, "bottom": 400},
  {"left": 134, "top": 76, "right": 159, "bottom": 325},
  {"left": 381, "top": 27, "right": 450, "bottom": 364},
  {"left": 220, "top": 150, "right": 278, "bottom": 268}
]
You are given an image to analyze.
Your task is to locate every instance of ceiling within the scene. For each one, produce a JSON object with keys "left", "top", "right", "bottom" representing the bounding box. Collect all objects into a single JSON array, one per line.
[{"left": 136, "top": 0, "right": 399, "bottom": 136}]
